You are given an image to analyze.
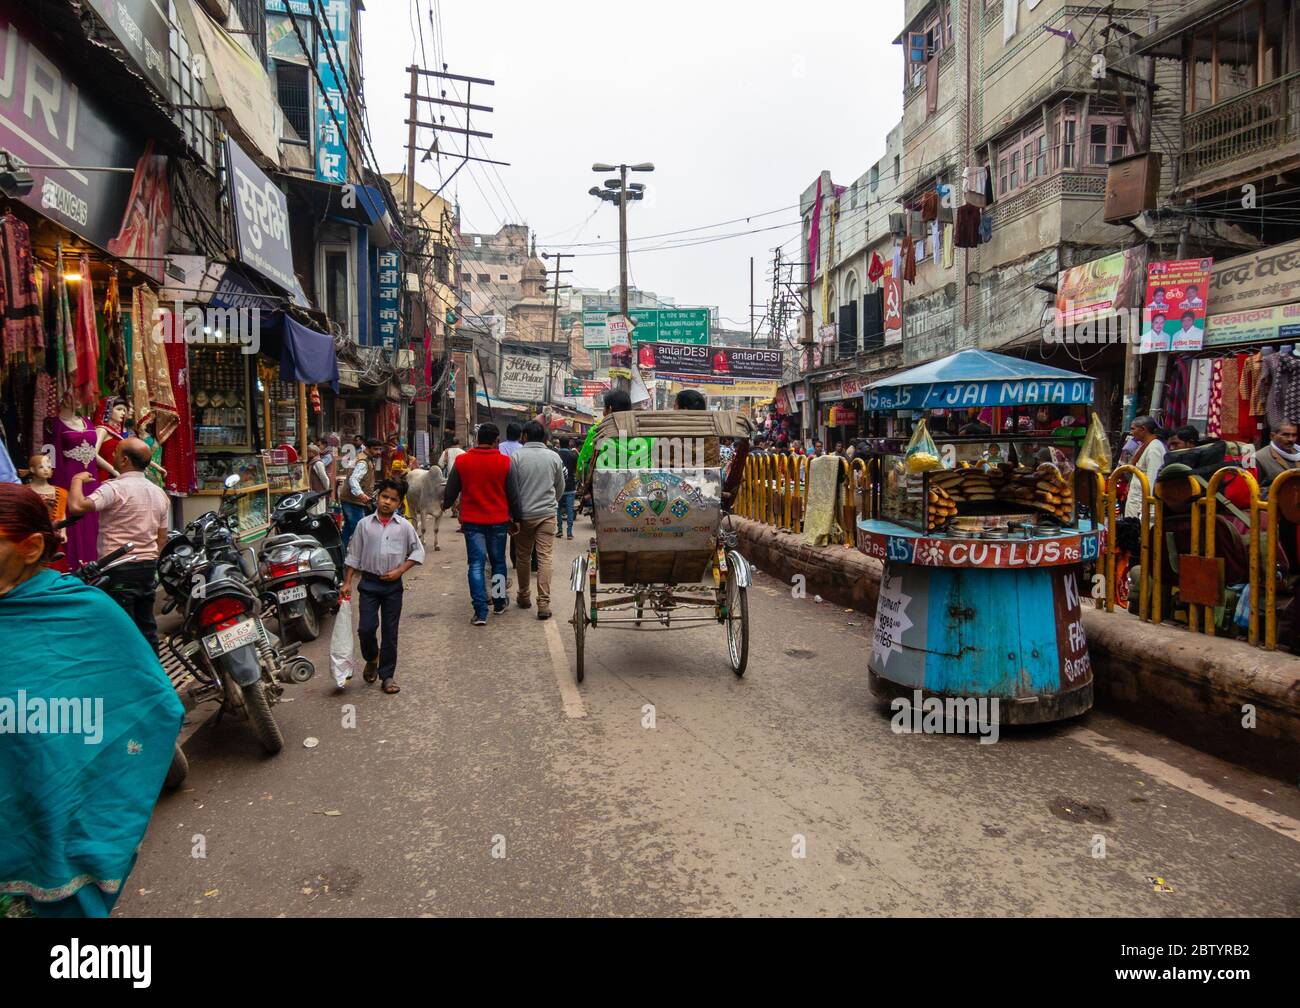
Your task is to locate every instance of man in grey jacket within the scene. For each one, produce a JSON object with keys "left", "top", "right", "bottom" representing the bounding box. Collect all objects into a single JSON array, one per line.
[{"left": 507, "top": 419, "right": 566, "bottom": 619}]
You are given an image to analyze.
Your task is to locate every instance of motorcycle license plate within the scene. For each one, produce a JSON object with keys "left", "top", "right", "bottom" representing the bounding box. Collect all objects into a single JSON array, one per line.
[
  {"left": 204, "top": 619, "right": 260, "bottom": 657},
  {"left": 277, "top": 585, "right": 307, "bottom": 604}
]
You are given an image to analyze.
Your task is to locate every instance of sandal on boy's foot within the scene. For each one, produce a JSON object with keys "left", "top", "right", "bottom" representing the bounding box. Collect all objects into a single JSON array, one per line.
[
  {"left": 382, "top": 680, "right": 400, "bottom": 695},
  {"left": 363, "top": 660, "right": 378, "bottom": 684},
  {"left": 515, "top": 598, "right": 532, "bottom": 610},
  {"left": 537, "top": 610, "right": 552, "bottom": 621}
]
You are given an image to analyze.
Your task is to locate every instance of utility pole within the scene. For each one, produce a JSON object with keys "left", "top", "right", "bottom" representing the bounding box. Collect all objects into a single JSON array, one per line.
[
  {"left": 542, "top": 251, "right": 572, "bottom": 407},
  {"left": 403, "top": 63, "right": 502, "bottom": 449},
  {"left": 749, "top": 256, "right": 755, "bottom": 347}
]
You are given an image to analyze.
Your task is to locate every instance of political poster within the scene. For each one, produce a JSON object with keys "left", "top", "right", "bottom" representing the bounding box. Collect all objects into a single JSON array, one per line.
[{"left": 1138, "top": 258, "right": 1213, "bottom": 354}]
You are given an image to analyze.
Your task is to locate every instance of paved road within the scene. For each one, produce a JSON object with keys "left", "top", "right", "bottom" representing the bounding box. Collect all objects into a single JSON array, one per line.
[{"left": 118, "top": 519, "right": 1300, "bottom": 917}]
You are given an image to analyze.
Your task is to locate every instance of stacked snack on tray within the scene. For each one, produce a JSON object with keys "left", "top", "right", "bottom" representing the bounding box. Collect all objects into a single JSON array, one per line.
[
  {"left": 925, "top": 485, "right": 958, "bottom": 531},
  {"left": 926, "top": 461, "right": 1075, "bottom": 526}
]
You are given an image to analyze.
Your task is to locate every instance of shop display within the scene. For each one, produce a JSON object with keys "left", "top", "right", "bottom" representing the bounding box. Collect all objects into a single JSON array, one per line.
[
  {"left": 195, "top": 453, "right": 264, "bottom": 493},
  {"left": 191, "top": 346, "right": 252, "bottom": 448}
]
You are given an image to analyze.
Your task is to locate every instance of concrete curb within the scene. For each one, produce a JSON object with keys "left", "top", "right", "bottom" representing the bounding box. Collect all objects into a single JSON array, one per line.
[{"left": 730, "top": 517, "right": 1300, "bottom": 779}]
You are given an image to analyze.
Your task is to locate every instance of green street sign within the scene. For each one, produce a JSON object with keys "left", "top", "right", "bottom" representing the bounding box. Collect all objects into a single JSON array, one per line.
[
  {"left": 584, "top": 307, "right": 710, "bottom": 347},
  {"left": 655, "top": 307, "right": 709, "bottom": 345}
]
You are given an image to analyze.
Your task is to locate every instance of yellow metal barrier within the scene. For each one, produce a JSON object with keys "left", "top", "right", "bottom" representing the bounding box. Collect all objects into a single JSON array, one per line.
[
  {"left": 1102, "top": 465, "right": 1153, "bottom": 619},
  {"left": 1199, "top": 467, "right": 1261, "bottom": 643},
  {"left": 1264, "top": 467, "right": 1300, "bottom": 651}
]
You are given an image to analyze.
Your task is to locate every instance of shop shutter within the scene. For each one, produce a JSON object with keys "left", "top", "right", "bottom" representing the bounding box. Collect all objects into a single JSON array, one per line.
[
  {"left": 861, "top": 291, "right": 885, "bottom": 352},
  {"left": 837, "top": 304, "right": 857, "bottom": 357}
]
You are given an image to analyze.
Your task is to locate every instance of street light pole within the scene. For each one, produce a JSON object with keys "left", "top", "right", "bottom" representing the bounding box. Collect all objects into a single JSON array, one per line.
[
  {"left": 619, "top": 163, "right": 629, "bottom": 318},
  {"left": 591, "top": 161, "right": 653, "bottom": 397}
]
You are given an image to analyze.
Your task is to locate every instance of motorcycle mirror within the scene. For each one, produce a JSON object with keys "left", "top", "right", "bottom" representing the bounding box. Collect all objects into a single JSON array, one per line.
[{"left": 224, "top": 474, "right": 241, "bottom": 490}]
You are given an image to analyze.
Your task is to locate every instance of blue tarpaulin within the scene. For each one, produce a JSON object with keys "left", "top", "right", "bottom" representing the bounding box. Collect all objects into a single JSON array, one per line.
[
  {"left": 259, "top": 312, "right": 340, "bottom": 391},
  {"left": 863, "top": 349, "right": 1093, "bottom": 411}
]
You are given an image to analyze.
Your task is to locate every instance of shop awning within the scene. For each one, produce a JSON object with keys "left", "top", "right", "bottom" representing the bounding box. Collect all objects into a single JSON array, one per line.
[
  {"left": 863, "top": 349, "right": 1093, "bottom": 411},
  {"left": 475, "top": 390, "right": 530, "bottom": 413},
  {"left": 259, "top": 313, "right": 340, "bottom": 392}
]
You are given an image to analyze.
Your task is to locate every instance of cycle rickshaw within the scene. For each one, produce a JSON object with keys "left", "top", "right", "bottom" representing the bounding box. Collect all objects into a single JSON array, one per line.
[{"left": 570, "top": 409, "right": 754, "bottom": 682}]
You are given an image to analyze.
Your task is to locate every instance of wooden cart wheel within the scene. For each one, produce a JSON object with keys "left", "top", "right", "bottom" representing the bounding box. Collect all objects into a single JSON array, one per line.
[
  {"left": 725, "top": 570, "right": 749, "bottom": 676},
  {"left": 572, "top": 581, "right": 586, "bottom": 684}
]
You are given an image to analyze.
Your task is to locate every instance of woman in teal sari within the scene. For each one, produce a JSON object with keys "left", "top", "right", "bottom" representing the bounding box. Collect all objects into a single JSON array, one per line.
[{"left": 0, "top": 484, "right": 182, "bottom": 917}]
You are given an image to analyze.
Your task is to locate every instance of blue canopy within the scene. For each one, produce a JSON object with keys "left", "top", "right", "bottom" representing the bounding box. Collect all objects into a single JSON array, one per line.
[{"left": 863, "top": 349, "right": 1093, "bottom": 411}]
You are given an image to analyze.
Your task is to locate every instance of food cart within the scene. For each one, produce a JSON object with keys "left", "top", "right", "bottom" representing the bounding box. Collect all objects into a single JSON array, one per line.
[{"left": 857, "top": 350, "right": 1102, "bottom": 724}]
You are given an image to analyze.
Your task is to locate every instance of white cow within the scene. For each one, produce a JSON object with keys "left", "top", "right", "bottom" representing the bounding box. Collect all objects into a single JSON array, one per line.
[{"left": 405, "top": 465, "right": 449, "bottom": 551}]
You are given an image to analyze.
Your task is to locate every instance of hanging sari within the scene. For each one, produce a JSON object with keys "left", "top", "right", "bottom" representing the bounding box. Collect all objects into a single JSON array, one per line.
[
  {"left": 0, "top": 211, "right": 44, "bottom": 381},
  {"left": 0, "top": 568, "right": 182, "bottom": 916},
  {"left": 129, "top": 286, "right": 177, "bottom": 442},
  {"left": 71, "top": 255, "right": 100, "bottom": 413}
]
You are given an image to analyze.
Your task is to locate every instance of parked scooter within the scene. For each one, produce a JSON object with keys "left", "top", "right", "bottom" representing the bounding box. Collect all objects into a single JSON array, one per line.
[
  {"left": 258, "top": 489, "right": 341, "bottom": 643},
  {"left": 68, "top": 539, "right": 189, "bottom": 789},
  {"left": 156, "top": 475, "right": 313, "bottom": 755}
]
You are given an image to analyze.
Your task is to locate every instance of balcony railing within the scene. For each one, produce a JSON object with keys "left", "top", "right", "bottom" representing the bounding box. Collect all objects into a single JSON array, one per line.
[{"left": 1182, "top": 70, "right": 1300, "bottom": 183}]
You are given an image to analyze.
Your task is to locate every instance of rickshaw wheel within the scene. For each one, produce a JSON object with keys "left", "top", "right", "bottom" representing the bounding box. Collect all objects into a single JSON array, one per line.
[
  {"left": 725, "top": 571, "right": 749, "bottom": 676},
  {"left": 572, "top": 583, "right": 586, "bottom": 684}
]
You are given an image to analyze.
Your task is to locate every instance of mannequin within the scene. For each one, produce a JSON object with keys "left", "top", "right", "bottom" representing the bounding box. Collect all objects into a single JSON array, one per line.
[
  {"left": 47, "top": 400, "right": 100, "bottom": 570},
  {"left": 133, "top": 414, "right": 168, "bottom": 489},
  {"left": 24, "top": 453, "right": 67, "bottom": 571},
  {"left": 95, "top": 396, "right": 129, "bottom": 480}
]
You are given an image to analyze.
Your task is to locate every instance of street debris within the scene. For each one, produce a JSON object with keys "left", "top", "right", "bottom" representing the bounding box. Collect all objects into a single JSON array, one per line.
[{"left": 1145, "top": 875, "right": 1175, "bottom": 893}]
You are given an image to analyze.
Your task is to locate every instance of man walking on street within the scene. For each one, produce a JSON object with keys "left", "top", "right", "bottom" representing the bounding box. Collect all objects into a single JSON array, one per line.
[
  {"left": 340, "top": 477, "right": 424, "bottom": 695},
  {"left": 340, "top": 438, "right": 383, "bottom": 549},
  {"left": 555, "top": 436, "right": 578, "bottom": 540},
  {"left": 66, "top": 438, "right": 170, "bottom": 652},
  {"left": 508, "top": 420, "right": 565, "bottom": 619},
  {"left": 443, "top": 423, "right": 519, "bottom": 625},
  {"left": 498, "top": 423, "right": 523, "bottom": 458}
]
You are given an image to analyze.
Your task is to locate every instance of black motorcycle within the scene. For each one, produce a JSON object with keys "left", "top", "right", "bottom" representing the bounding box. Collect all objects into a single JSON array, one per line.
[
  {"left": 258, "top": 489, "right": 341, "bottom": 643},
  {"left": 69, "top": 539, "right": 189, "bottom": 789},
  {"left": 157, "top": 475, "right": 313, "bottom": 755}
]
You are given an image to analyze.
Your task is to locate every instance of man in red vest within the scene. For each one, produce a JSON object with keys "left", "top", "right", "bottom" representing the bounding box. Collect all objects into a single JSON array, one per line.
[{"left": 441, "top": 423, "right": 520, "bottom": 624}]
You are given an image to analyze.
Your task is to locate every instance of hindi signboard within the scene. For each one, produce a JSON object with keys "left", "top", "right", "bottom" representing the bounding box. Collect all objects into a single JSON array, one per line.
[
  {"left": 226, "top": 136, "right": 296, "bottom": 291},
  {"left": 498, "top": 354, "right": 547, "bottom": 401},
  {"left": 85, "top": 0, "right": 169, "bottom": 96},
  {"left": 1138, "top": 258, "right": 1213, "bottom": 354},
  {"left": 1208, "top": 237, "right": 1300, "bottom": 316},
  {"left": 652, "top": 307, "right": 709, "bottom": 344},
  {"left": 373, "top": 249, "right": 401, "bottom": 349}
]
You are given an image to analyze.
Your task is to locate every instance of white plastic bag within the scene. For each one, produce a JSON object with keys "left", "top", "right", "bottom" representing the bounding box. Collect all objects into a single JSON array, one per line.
[{"left": 329, "top": 599, "right": 356, "bottom": 688}]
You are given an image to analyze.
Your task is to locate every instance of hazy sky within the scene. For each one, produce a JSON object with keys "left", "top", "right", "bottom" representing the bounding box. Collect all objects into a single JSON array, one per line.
[{"left": 362, "top": 0, "right": 903, "bottom": 331}]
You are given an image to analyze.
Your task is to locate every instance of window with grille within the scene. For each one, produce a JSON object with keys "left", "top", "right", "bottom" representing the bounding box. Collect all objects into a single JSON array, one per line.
[
  {"left": 167, "top": 1, "right": 215, "bottom": 171},
  {"left": 275, "top": 62, "right": 311, "bottom": 144},
  {"left": 229, "top": 0, "right": 267, "bottom": 63}
]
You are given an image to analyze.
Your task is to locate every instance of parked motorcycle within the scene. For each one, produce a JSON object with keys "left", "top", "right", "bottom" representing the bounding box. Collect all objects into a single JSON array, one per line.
[
  {"left": 68, "top": 539, "right": 189, "bottom": 789},
  {"left": 157, "top": 475, "right": 313, "bottom": 755},
  {"left": 258, "top": 489, "right": 341, "bottom": 643}
]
